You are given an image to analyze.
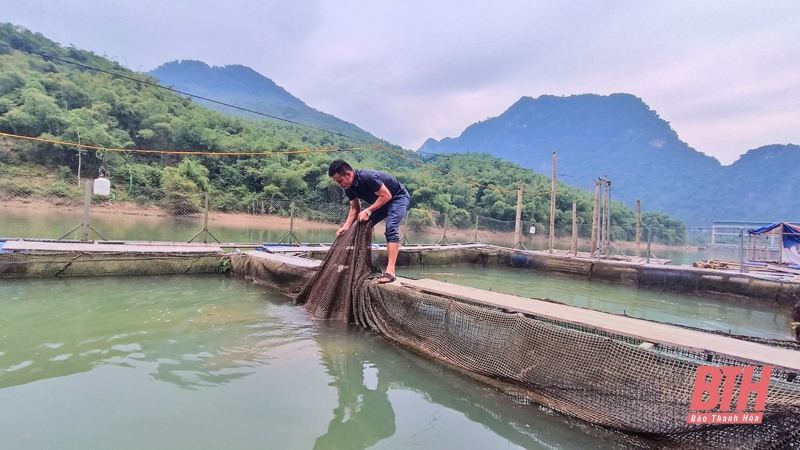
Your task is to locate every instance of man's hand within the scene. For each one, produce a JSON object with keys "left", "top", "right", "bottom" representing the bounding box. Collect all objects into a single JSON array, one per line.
[
  {"left": 358, "top": 210, "right": 371, "bottom": 222},
  {"left": 336, "top": 225, "right": 349, "bottom": 236}
]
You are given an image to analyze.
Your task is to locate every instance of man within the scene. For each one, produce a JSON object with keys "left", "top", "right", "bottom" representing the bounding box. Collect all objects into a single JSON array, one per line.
[{"left": 328, "top": 159, "right": 409, "bottom": 284}]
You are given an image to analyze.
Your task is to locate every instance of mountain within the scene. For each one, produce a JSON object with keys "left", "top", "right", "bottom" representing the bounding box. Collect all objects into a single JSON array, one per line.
[
  {"left": 716, "top": 144, "right": 800, "bottom": 220},
  {"left": 420, "top": 94, "right": 800, "bottom": 225},
  {"left": 150, "top": 60, "right": 378, "bottom": 142}
]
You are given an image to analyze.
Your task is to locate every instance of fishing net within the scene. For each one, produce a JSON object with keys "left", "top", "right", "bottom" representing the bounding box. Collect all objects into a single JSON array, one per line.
[
  {"left": 296, "top": 222, "right": 380, "bottom": 321},
  {"left": 0, "top": 251, "right": 225, "bottom": 278},
  {"left": 294, "top": 222, "right": 800, "bottom": 449}
]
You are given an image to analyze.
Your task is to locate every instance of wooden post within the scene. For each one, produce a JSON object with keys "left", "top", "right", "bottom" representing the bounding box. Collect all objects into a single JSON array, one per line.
[
  {"left": 603, "top": 178, "right": 610, "bottom": 256},
  {"left": 513, "top": 187, "right": 523, "bottom": 249},
  {"left": 636, "top": 200, "right": 641, "bottom": 257},
  {"left": 571, "top": 201, "right": 578, "bottom": 256},
  {"left": 598, "top": 178, "right": 608, "bottom": 256},
  {"left": 549, "top": 151, "right": 557, "bottom": 254},
  {"left": 740, "top": 228, "right": 745, "bottom": 273},
  {"left": 470, "top": 215, "right": 482, "bottom": 244},
  {"left": 202, "top": 193, "right": 209, "bottom": 244},
  {"left": 436, "top": 213, "right": 450, "bottom": 245},
  {"left": 80, "top": 179, "right": 91, "bottom": 242},
  {"left": 590, "top": 180, "right": 600, "bottom": 257}
]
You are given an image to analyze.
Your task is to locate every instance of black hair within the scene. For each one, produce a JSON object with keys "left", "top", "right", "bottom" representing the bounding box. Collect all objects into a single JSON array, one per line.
[{"left": 328, "top": 159, "right": 353, "bottom": 177}]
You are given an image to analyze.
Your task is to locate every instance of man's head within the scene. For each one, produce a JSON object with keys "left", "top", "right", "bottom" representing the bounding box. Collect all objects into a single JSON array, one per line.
[{"left": 328, "top": 159, "right": 355, "bottom": 189}]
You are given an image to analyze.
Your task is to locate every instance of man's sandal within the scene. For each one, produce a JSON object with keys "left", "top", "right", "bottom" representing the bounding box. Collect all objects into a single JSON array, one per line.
[{"left": 378, "top": 273, "right": 396, "bottom": 284}]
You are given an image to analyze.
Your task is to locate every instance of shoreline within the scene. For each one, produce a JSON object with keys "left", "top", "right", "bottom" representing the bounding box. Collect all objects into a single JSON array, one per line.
[{"left": 0, "top": 196, "right": 698, "bottom": 252}]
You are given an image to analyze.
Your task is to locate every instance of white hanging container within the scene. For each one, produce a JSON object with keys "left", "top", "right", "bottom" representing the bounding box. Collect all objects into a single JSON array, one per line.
[{"left": 93, "top": 177, "right": 111, "bottom": 195}]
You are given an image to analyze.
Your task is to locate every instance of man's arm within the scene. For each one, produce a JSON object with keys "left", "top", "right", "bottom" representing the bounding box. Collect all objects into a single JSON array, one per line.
[
  {"left": 337, "top": 198, "right": 361, "bottom": 236},
  {"left": 358, "top": 185, "right": 392, "bottom": 222}
]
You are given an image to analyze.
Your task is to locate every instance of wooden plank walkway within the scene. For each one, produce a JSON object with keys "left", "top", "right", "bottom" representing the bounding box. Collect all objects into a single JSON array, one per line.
[
  {"left": 400, "top": 278, "right": 800, "bottom": 372},
  {"left": 256, "top": 245, "right": 331, "bottom": 253},
  {"left": 2, "top": 240, "right": 223, "bottom": 254},
  {"left": 258, "top": 243, "right": 487, "bottom": 253},
  {"left": 244, "top": 250, "right": 321, "bottom": 268}
]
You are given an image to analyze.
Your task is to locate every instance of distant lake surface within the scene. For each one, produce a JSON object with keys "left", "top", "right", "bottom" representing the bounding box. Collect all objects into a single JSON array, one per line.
[{"left": 1, "top": 204, "right": 736, "bottom": 265}]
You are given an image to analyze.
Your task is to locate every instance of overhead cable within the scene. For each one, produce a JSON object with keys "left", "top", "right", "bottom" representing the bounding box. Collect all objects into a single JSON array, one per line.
[{"left": 0, "top": 42, "right": 374, "bottom": 144}]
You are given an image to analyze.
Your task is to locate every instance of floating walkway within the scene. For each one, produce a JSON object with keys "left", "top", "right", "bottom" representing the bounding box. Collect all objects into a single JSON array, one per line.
[
  {"left": 1, "top": 240, "right": 223, "bottom": 253},
  {"left": 3, "top": 239, "right": 799, "bottom": 306},
  {"left": 0, "top": 239, "right": 225, "bottom": 278},
  {"left": 401, "top": 278, "right": 800, "bottom": 372}
]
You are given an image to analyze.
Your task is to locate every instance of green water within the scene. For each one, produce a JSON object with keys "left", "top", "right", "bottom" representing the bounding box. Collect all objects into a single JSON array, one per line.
[
  {"left": 0, "top": 275, "right": 641, "bottom": 450},
  {"left": 396, "top": 266, "right": 794, "bottom": 340}
]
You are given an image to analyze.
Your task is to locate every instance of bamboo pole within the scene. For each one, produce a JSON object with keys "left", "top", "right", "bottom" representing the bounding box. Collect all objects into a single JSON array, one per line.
[
  {"left": 549, "top": 151, "right": 557, "bottom": 254},
  {"left": 514, "top": 187, "right": 523, "bottom": 249},
  {"left": 636, "top": 200, "right": 641, "bottom": 257},
  {"left": 590, "top": 180, "right": 600, "bottom": 257},
  {"left": 603, "top": 178, "right": 610, "bottom": 256},
  {"left": 598, "top": 181, "right": 606, "bottom": 256},
  {"left": 571, "top": 201, "right": 578, "bottom": 256},
  {"left": 81, "top": 179, "right": 91, "bottom": 242}
]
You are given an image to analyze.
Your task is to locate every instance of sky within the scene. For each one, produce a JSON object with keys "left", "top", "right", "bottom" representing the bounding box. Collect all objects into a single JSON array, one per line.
[{"left": 1, "top": 0, "right": 799, "bottom": 165}]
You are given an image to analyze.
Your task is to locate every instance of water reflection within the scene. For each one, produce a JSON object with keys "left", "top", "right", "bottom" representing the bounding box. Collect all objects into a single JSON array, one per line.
[
  {"left": 314, "top": 324, "right": 396, "bottom": 449},
  {"left": 312, "top": 323, "right": 646, "bottom": 450}
]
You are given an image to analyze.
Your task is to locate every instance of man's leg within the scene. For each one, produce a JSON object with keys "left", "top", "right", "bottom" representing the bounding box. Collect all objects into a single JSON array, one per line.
[
  {"left": 377, "top": 195, "right": 409, "bottom": 283},
  {"left": 385, "top": 242, "right": 399, "bottom": 279}
]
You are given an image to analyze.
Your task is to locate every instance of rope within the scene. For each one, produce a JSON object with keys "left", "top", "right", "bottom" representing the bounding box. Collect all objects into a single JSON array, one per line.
[
  {"left": 0, "top": 42, "right": 374, "bottom": 144},
  {"left": 380, "top": 146, "right": 553, "bottom": 198},
  {"left": 2, "top": 131, "right": 551, "bottom": 198},
  {"left": 0, "top": 44, "right": 560, "bottom": 200},
  {"left": 0, "top": 132, "right": 379, "bottom": 156}
]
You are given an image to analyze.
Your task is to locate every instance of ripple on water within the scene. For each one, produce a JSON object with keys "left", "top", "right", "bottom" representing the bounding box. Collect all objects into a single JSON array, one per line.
[
  {"left": 51, "top": 354, "right": 72, "bottom": 361},
  {"left": 39, "top": 343, "right": 64, "bottom": 349},
  {"left": 5, "top": 361, "right": 33, "bottom": 372},
  {"left": 111, "top": 343, "right": 142, "bottom": 353}
]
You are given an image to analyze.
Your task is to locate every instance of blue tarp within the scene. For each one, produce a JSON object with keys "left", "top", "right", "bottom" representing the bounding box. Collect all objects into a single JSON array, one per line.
[{"left": 748, "top": 222, "right": 800, "bottom": 248}]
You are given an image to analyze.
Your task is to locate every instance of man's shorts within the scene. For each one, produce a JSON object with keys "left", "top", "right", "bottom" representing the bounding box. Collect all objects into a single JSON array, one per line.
[{"left": 370, "top": 195, "right": 410, "bottom": 243}]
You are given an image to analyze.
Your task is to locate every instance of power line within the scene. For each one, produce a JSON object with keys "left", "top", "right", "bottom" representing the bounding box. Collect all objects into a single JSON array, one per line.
[
  {"left": 0, "top": 41, "right": 551, "bottom": 198},
  {"left": 0, "top": 41, "right": 376, "bottom": 145},
  {"left": 382, "top": 147, "right": 553, "bottom": 198},
  {"left": 0, "top": 131, "right": 380, "bottom": 156}
]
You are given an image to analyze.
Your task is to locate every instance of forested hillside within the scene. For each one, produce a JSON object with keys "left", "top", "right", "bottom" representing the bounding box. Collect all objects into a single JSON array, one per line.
[
  {"left": 0, "top": 23, "right": 684, "bottom": 243},
  {"left": 150, "top": 60, "right": 377, "bottom": 142},
  {"left": 420, "top": 94, "right": 800, "bottom": 225}
]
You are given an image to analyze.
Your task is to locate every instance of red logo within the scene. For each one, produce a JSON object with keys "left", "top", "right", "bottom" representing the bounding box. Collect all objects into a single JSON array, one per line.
[{"left": 686, "top": 366, "right": 771, "bottom": 424}]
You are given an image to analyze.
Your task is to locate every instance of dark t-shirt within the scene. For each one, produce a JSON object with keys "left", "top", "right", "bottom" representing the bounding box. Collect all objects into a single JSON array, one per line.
[{"left": 344, "top": 169, "right": 409, "bottom": 205}]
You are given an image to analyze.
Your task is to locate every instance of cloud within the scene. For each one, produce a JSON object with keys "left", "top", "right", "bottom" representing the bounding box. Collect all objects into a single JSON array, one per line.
[{"left": 2, "top": 0, "right": 799, "bottom": 164}]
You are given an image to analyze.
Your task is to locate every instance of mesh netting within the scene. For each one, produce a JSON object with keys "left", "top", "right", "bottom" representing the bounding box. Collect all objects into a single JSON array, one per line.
[
  {"left": 296, "top": 222, "right": 380, "bottom": 321},
  {"left": 0, "top": 252, "right": 225, "bottom": 278},
  {"left": 295, "top": 222, "right": 800, "bottom": 449}
]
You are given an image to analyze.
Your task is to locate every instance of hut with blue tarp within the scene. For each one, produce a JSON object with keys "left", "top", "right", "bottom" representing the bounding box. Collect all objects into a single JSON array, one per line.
[{"left": 748, "top": 222, "right": 800, "bottom": 266}]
